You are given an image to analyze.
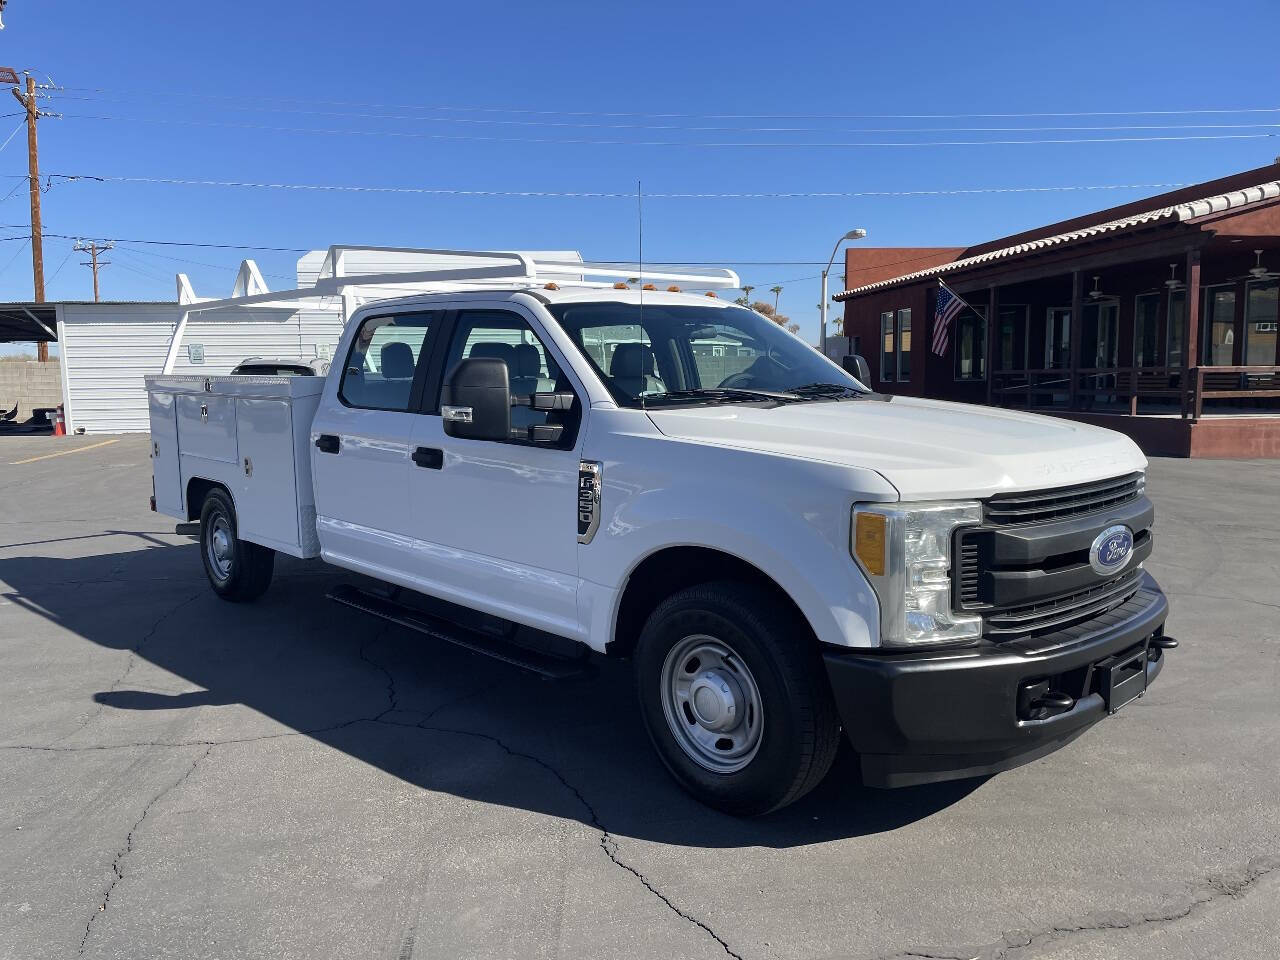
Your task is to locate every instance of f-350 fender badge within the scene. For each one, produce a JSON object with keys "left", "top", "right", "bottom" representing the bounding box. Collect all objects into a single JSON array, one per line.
[{"left": 577, "top": 461, "right": 602, "bottom": 544}]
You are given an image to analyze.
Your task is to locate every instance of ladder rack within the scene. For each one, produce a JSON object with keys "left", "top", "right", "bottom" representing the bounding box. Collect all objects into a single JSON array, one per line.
[{"left": 161, "top": 245, "right": 741, "bottom": 373}]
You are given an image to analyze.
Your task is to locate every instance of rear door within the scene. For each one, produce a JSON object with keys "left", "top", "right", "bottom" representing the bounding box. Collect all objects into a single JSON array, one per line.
[
  {"left": 311, "top": 310, "right": 441, "bottom": 574},
  {"left": 405, "top": 306, "right": 587, "bottom": 639}
]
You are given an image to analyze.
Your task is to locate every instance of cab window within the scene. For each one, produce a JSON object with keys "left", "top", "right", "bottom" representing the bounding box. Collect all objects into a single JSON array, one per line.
[
  {"left": 339, "top": 313, "right": 434, "bottom": 411},
  {"left": 442, "top": 310, "right": 578, "bottom": 446}
]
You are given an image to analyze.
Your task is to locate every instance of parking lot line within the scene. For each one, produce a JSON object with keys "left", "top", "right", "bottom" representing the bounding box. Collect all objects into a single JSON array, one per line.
[{"left": 8, "top": 438, "right": 121, "bottom": 465}]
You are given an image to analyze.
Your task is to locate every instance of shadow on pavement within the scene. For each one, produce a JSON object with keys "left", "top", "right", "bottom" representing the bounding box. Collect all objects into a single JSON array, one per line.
[{"left": 1, "top": 534, "right": 983, "bottom": 847}]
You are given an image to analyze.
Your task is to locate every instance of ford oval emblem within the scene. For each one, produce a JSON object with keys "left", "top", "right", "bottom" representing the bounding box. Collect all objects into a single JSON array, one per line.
[{"left": 1090, "top": 524, "right": 1134, "bottom": 576}]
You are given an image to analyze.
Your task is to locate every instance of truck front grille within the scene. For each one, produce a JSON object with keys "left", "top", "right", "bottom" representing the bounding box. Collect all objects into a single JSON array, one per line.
[
  {"left": 984, "top": 473, "right": 1142, "bottom": 526},
  {"left": 955, "top": 473, "right": 1153, "bottom": 641},
  {"left": 983, "top": 569, "right": 1143, "bottom": 638}
]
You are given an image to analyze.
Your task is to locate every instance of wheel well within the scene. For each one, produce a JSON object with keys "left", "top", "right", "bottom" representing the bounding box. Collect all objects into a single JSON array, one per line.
[
  {"left": 185, "top": 477, "right": 230, "bottom": 521},
  {"left": 608, "top": 546, "right": 808, "bottom": 658}
]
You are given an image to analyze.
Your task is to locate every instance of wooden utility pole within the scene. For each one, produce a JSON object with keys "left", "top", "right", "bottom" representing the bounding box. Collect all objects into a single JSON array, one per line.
[
  {"left": 75, "top": 240, "right": 113, "bottom": 302},
  {"left": 10, "top": 75, "right": 48, "bottom": 360}
]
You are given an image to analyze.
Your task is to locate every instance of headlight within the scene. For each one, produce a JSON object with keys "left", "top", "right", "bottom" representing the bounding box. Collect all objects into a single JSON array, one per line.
[{"left": 852, "top": 501, "right": 983, "bottom": 647}]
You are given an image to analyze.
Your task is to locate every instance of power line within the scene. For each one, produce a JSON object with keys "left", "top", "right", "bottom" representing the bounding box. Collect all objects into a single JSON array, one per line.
[
  {"left": 41, "top": 173, "right": 1190, "bottom": 200},
  {"left": 55, "top": 113, "right": 1279, "bottom": 147},
  {"left": 45, "top": 94, "right": 1280, "bottom": 134},
  {"left": 55, "top": 86, "right": 1280, "bottom": 120}
]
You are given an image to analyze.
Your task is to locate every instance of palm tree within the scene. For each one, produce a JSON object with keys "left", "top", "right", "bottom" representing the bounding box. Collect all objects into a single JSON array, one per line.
[
  {"left": 771, "top": 286, "right": 783, "bottom": 311},
  {"left": 741, "top": 285, "right": 755, "bottom": 305}
]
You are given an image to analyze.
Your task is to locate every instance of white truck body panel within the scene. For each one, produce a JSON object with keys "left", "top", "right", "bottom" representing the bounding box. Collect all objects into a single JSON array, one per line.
[{"left": 145, "top": 375, "right": 325, "bottom": 558}]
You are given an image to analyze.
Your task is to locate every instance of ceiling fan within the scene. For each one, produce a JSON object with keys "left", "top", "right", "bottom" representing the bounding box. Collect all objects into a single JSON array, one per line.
[
  {"left": 1248, "top": 249, "right": 1279, "bottom": 281},
  {"left": 1087, "top": 275, "right": 1113, "bottom": 300},
  {"left": 1165, "top": 264, "right": 1185, "bottom": 291}
]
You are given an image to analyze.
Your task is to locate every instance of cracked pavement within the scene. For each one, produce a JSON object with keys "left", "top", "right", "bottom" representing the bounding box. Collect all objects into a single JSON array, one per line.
[{"left": 1, "top": 434, "right": 1277, "bottom": 960}]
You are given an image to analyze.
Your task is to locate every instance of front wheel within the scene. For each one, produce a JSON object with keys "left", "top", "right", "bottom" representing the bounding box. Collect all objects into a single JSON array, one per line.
[
  {"left": 199, "top": 488, "right": 275, "bottom": 602},
  {"left": 635, "top": 581, "right": 840, "bottom": 816}
]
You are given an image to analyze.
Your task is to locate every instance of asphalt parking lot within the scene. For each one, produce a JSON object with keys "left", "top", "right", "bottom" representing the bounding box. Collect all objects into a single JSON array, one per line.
[{"left": 1, "top": 434, "right": 1277, "bottom": 960}]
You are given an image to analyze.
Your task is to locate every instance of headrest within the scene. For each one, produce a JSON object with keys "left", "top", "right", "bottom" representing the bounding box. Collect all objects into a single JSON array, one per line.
[
  {"left": 513, "top": 343, "right": 542, "bottom": 378},
  {"left": 610, "top": 342, "right": 656, "bottom": 378},
  {"left": 380, "top": 341, "right": 415, "bottom": 378},
  {"left": 468, "top": 342, "right": 516, "bottom": 367}
]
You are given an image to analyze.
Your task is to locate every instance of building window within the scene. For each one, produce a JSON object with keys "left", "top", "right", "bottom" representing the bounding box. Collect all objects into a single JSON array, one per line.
[
  {"left": 896, "top": 308, "right": 911, "bottom": 381},
  {"left": 1134, "top": 294, "right": 1161, "bottom": 367},
  {"left": 880, "top": 311, "right": 895, "bottom": 381},
  {"left": 953, "top": 306, "right": 986, "bottom": 380},
  {"left": 1203, "top": 285, "right": 1236, "bottom": 366},
  {"left": 1045, "top": 308, "right": 1071, "bottom": 369},
  {"left": 994, "top": 306, "right": 1029, "bottom": 371},
  {"left": 1245, "top": 280, "right": 1277, "bottom": 366},
  {"left": 1167, "top": 290, "right": 1186, "bottom": 368}
]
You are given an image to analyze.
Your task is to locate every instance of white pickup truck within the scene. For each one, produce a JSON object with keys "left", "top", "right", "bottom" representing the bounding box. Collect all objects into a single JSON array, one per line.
[{"left": 146, "top": 262, "right": 1173, "bottom": 815}]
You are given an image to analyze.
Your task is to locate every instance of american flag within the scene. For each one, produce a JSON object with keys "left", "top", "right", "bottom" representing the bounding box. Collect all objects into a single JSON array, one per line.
[{"left": 931, "top": 280, "right": 969, "bottom": 356}]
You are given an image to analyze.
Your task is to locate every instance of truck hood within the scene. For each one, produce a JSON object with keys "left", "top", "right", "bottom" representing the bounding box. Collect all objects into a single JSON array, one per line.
[{"left": 645, "top": 395, "right": 1147, "bottom": 501}]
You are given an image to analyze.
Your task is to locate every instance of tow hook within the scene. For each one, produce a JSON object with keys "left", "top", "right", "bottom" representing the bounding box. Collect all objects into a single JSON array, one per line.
[
  {"left": 1018, "top": 680, "right": 1075, "bottom": 719},
  {"left": 1150, "top": 635, "right": 1178, "bottom": 650},
  {"left": 1030, "top": 690, "right": 1075, "bottom": 712}
]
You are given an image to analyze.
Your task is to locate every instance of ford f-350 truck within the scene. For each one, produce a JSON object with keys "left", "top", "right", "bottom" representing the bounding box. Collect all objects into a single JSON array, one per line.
[{"left": 146, "top": 252, "right": 1174, "bottom": 815}]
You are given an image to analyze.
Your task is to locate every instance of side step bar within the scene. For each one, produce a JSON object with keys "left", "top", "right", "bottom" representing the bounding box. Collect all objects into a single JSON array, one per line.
[{"left": 327, "top": 584, "right": 593, "bottom": 680}]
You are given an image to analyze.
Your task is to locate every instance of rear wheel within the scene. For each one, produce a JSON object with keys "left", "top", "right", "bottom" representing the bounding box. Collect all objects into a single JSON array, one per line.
[
  {"left": 199, "top": 488, "right": 274, "bottom": 602},
  {"left": 635, "top": 581, "right": 840, "bottom": 816}
]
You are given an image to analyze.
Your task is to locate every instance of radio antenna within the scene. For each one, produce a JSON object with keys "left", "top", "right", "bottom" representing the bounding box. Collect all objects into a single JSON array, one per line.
[
  {"left": 637, "top": 179, "right": 644, "bottom": 313},
  {"left": 637, "top": 179, "right": 647, "bottom": 410}
]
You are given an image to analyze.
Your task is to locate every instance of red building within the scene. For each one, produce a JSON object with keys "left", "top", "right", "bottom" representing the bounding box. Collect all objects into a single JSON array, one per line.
[{"left": 836, "top": 163, "right": 1280, "bottom": 457}]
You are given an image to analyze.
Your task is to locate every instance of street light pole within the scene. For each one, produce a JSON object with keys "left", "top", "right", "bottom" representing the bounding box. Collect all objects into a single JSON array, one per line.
[{"left": 820, "top": 228, "right": 867, "bottom": 355}]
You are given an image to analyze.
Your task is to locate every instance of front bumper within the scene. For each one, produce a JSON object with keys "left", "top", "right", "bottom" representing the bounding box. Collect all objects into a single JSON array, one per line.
[{"left": 823, "top": 572, "right": 1170, "bottom": 788}]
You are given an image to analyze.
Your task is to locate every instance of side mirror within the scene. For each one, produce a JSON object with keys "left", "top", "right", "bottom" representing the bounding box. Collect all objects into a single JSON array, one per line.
[
  {"left": 843, "top": 354, "right": 872, "bottom": 386},
  {"left": 442, "top": 357, "right": 511, "bottom": 441}
]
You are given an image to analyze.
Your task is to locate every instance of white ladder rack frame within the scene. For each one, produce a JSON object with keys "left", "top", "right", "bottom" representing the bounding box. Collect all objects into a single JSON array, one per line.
[{"left": 161, "top": 245, "right": 741, "bottom": 374}]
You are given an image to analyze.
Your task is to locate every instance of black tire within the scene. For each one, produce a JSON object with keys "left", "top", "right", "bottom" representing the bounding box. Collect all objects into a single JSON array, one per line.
[
  {"left": 634, "top": 580, "right": 840, "bottom": 816},
  {"left": 198, "top": 488, "right": 275, "bottom": 602}
]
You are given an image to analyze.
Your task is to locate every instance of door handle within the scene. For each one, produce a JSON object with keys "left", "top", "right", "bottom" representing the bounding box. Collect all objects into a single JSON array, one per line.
[
  {"left": 411, "top": 446, "right": 444, "bottom": 469},
  {"left": 315, "top": 434, "right": 340, "bottom": 454}
]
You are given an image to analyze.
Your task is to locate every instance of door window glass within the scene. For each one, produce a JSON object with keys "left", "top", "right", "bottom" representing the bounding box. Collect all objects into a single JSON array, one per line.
[
  {"left": 954, "top": 307, "right": 986, "bottom": 380},
  {"left": 339, "top": 313, "right": 433, "bottom": 411},
  {"left": 444, "top": 311, "right": 576, "bottom": 445},
  {"left": 896, "top": 309, "right": 911, "bottom": 380},
  {"left": 1045, "top": 308, "right": 1071, "bottom": 369},
  {"left": 880, "top": 311, "right": 895, "bottom": 381},
  {"left": 1204, "top": 287, "right": 1236, "bottom": 366},
  {"left": 1245, "top": 281, "right": 1278, "bottom": 366},
  {"left": 1134, "top": 294, "right": 1160, "bottom": 367}
]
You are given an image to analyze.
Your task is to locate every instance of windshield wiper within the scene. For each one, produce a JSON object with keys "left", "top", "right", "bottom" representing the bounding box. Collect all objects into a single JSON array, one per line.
[
  {"left": 783, "top": 382, "right": 867, "bottom": 400},
  {"left": 640, "top": 387, "right": 787, "bottom": 406}
]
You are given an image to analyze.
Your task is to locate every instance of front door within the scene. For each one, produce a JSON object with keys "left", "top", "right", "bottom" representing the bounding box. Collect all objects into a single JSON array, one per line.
[
  {"left": 405, "top": 307, "right": 587, "bottom": 640},
  {"left": 311, "top": 310, "right": 439, "bottom": 574}
]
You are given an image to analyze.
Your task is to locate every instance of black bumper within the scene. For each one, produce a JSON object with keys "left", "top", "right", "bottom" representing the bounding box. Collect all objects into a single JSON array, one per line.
[{"left": 823, "top": 573, "right": 1171, "bottom": 788}]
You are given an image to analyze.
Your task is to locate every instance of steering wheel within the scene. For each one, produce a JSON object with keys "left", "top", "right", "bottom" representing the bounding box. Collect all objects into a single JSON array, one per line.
[{"left": 718, "top": 372, "right": 757, "bottom": 389}]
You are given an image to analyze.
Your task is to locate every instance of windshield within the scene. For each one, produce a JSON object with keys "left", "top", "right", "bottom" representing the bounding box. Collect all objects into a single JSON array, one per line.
[{"left": 547, "top": 302, "right": 867, "bottom": 407}]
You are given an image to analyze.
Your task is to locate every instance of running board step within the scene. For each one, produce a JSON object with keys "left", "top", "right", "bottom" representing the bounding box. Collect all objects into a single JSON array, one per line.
[{"left": 327, "top": 584, "right": 593, "bottom": 680}]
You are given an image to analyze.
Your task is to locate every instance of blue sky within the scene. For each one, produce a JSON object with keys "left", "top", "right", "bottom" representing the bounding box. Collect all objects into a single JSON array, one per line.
[{"left": 2, "top": 0, "right": 1278, "bottom": 348}]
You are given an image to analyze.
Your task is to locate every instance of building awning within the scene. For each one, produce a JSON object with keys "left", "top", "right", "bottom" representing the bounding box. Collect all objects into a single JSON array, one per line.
[{"left": 834, "top": 179, "right": 1280, "bottom": 300}]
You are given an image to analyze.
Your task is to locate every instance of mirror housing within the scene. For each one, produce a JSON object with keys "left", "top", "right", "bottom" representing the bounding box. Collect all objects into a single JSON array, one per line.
[
  {"left": 442, "top": 357, "right": 511, "bottom": 441},
  {"left": 843, "top": 354, "right": 872, "bottom": 386}
]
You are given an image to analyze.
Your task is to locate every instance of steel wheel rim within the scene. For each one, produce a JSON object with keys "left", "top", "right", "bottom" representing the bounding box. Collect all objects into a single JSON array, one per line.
[
  {"left": 660, "top": 633, "right": 764, "bottom": 774},
  {"left": 206, "top": 512, "right": 234, "bottom": 582}
]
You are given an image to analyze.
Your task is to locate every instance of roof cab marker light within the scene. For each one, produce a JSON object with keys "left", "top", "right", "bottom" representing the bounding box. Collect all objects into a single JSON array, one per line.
[
  {"left": 614, "top": 282, "right": 629, "bottom": 289},
  {"left": 642, "top": 283, "right": 657, "bottom": 291},
  {"left": 705, "top": 291, "right": 718, "bottom": 298},
  {"left": 667, "top": 285, "right": 681, "bottom": 292},
  {"left": 544, "top": 282, "right": 559, "bottom": 290}
]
